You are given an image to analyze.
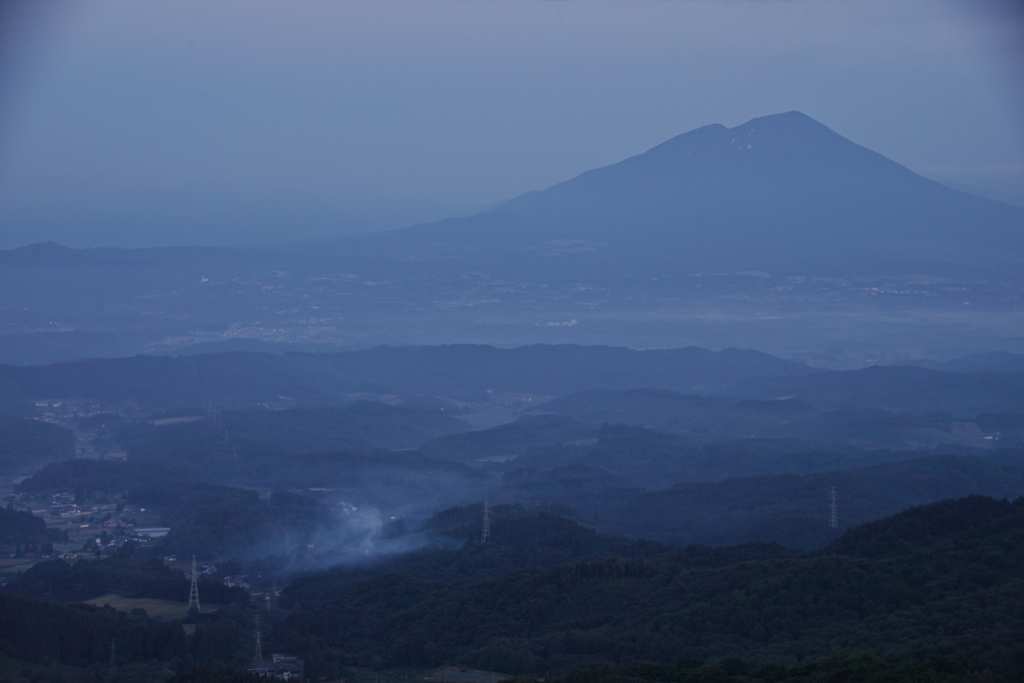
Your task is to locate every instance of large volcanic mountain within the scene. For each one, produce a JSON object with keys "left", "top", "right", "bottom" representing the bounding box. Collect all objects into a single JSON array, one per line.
[{"left": 399, "top": 111, "right": 1024, "bottom": 274}]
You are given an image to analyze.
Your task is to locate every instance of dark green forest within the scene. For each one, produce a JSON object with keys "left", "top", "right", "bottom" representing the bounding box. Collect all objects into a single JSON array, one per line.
[
  {"left": 0, "top": 593, "right": 271, "bottom": 675},
  {"left": 592, "top": 452, "right": 1024, "bottom": 549},
  {"left": 4, "top": 496, "right": 1024, "bottom": 682},
  {"left": 544, "top": 656, "right": 1021, "bottom": 683},
  {"left": 0, "top": 504, "right": 57, "bottom": 544},
  {"left": 274, "top": 496, "right": 1024, "bottom": 676},
  {"left": 115, "top": 402, "right": 470, "bottom": 464},
  {"left": 531, "top": 386, "right": 1023, "bottom": 449},
  {"left": 165, "top": 656, "right": 1024, "bottom": 683},
  {"left": 283, "top": 508, "right": 671, "bottom": 608},
  {"left": 10, "top": 555, "right": 247, "bottom": 603},
  {"left": 0, "top": 346, "right": 811, "bottom": 414},
  {"left": 0, "top": 414, "right": 75, "bottom": 473},
  {"left": 18, "top": 459, "right": 194, "bottom": 496},
  {"left": 0, "top": 594, "right": 187, "bottom": 667},
  {"left": 497, "top": 448, "right": 1024, "bottom": 549},
  {"left": 418, "top": 415, "right": 595, "bottom": 463}
]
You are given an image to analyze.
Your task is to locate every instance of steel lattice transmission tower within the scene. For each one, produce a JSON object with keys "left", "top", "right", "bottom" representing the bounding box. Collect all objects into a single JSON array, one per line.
[
  {"left": 481, "top": 500, "right": 491, "bottom": 543},
  {"left": 107, "top": 640, "right": 117, "bottom": 681},
  {"left": 254, "top": 614, "right": 263, "bottom": 661},
  {"left": 188, "top": 556, "right": 201, "bottom": 612},
  {"left": 829, "top": 487, "right": 839, "bottom": 529}
]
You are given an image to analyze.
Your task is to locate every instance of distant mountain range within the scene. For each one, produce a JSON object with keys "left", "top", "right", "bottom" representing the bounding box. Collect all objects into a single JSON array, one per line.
[
  {"left": 3, "top": 344, "right": 1023, "bottom": 421},
  {"left": 0, "top": 344, "right": 812, "bottom": 414}
]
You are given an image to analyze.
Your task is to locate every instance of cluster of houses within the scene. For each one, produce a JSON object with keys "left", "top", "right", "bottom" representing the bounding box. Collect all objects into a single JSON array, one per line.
[
  {"left": 48, "top": 491, "right": 78, "bottom": 516},
  {"left": 44, "top": 492, "right": 143, "bottom": 522},
  {"left": 222, "top": 574, "right": 252, "bottom": 589},
  {"left": 2, "top": 492, "right": 177, "bottom": 564},
  {"left": 248, "top": 654, "right": 304, "bottom": 680},
  {"left": 41, "top": 492, "right": 171, "bottom": 556}
]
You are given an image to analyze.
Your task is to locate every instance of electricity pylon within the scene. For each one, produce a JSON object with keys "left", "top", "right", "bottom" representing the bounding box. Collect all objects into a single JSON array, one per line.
[
  {"left": 482, "top": 499, "right": 491, "bottom": 543},
  {"left": 255, "top": 614, "right": 263, "bottom": 661},
  {"left": 187, "top": 556, "right": 200, "bottom": 612},
  {"left": 108, "top": 640, "right": 117, "bottom": 681}
]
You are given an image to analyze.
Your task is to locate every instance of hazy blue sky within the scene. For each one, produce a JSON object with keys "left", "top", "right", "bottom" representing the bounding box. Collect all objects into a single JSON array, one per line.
[{"left": 1, "top": 0, "right": 1022, "bottom": 248}]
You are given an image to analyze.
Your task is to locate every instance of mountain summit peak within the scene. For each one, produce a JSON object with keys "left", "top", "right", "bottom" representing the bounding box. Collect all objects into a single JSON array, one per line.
[
  {"left": 739, "top": 110, "right": 817, "bottom": 125},
  {"left": 636, "top": 111, "right": 844, "bottom": 166},
  {"left": 725, "top": 110, "right": 846, "bottom": 146}
]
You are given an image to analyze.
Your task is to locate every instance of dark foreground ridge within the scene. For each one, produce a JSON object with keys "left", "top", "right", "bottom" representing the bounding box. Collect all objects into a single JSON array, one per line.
[
  {"left": 272, "top": 495, "right": 1024, "bottom": 675},
  {"left": 3, "top": 496, "right": 1024, "bottom": 681}
]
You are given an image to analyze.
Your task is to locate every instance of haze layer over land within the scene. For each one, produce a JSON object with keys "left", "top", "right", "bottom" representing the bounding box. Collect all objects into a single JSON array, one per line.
[{"left": 2, "top": 113, "right": 1023, "bottom": 367}]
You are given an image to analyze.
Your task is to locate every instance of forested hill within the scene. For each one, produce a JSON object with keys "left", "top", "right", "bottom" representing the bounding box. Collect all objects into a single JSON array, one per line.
[
  {"left": 283, "top": 507, "right": 674, "bottom": 608},
  {"left": 0, "top": 414, "right": 74, "bottom": 473},
  {"left": 274, "top": 495, "right": 1024, "bottom": 675},
  {"left": 0, "top": 594, "right": 187, "bottom": 668},
  {"left": 0, "top": 344, "right": 810, "bottom": 413},
  {"left": 824, "top": 492, "right": 1024, "bottom": 558},
  {"left": 731, "top": 364, "right": 1024, "bottom": 413},
  {"left": 586, "top": 453, "right": 1024, "bottom": 549},
  {"left": 5, "top": 347, "right": 1023, "bottom": 422},
  {"left": 541, "top": 373, "right": 1024, "bottom": 429},
  {"left": 114, "top": 402, "right": 472, "bottom": 459}
]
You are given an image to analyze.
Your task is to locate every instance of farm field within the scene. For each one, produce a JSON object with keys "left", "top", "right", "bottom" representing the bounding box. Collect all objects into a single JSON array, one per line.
[{"left": 84, "top": 593, "right": 193, "bottom": 619}]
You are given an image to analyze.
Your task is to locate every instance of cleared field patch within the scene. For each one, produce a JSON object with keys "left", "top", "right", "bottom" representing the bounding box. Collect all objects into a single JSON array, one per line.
[
  {"left": 84, "top": 594, "right": 193, "bottom": 619},
  {"left": 0, "top": 556, "right": 38, "bottom": 575}
]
